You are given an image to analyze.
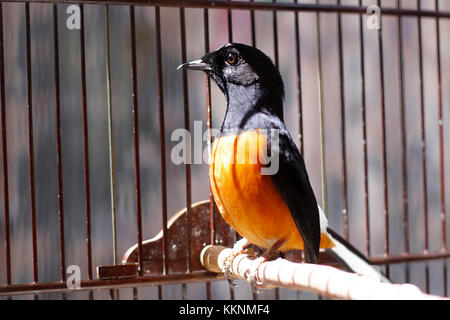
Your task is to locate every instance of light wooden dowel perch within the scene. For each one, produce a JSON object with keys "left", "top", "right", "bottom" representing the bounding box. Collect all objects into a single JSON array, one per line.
[{"left": 200, "top": 245, "right": 447, "bottom": 300}]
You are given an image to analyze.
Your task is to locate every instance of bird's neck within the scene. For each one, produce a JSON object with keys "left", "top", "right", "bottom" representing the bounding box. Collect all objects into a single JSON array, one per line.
[{"left": 220, "top": 83, "right": 283, "bottom": 135}]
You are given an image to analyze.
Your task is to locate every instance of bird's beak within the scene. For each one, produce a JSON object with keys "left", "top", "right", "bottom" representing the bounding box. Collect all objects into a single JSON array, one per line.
[{"left": 177, "top": 59, "right": 212, "bottom": 71}]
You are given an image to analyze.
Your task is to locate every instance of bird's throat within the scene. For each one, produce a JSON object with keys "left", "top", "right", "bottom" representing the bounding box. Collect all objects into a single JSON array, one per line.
[
  {"left": 220, "top": 82, "right": 283, "bottom": 136},
  {"left": 220, "top": 83, "right": 262, "bottom": 135}
]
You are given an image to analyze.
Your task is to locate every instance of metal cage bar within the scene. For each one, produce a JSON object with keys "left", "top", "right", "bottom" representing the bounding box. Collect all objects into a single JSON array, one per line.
[
  {"left": 416, "top": 0, "right": 431, "bottom": 293},
  {"left": 435, "top": 0, "right": 447, "bottom": 297},
  {"left": 376, "top": 0, "right": 389, "bottom": 279},
  {"left": 336, "top": 0, "right": 348, "bottom": 241},
  {"left": 358, "top": 0, "right": 370, "bottom": 258},
  {"left": 78, "top": 3, "right": 95, "bottom": 300},
  {"left": 0, "top": 0, "right": 448, "bottom": 18},
  {"left": 294, "top": 0, "right": 303, "bottom": 156},
  {"left": 155, "top": 5, "right": 169, "bottom": 277},
  {"left": 0, "top": 2, "right": 11, "bottom": 293},
  {"left": 25, "top": 1, "right": 38, "bottom": 286},
  {"left": 52, "top": 5, "right": 67, "bottom": 298},
  {"left": 396, "top": 0, "right": 409, "bottom": 284},
  {"left": 129, "top": 5, "right": 144, "bottom": 277}
]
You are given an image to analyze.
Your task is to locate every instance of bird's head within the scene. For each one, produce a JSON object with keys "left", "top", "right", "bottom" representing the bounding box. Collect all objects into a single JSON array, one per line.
[{"left": 178, "top": 43, "right": 284, "bottom": 118}]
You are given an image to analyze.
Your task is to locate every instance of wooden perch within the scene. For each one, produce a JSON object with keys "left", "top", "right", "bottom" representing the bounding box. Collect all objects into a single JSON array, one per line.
[
  {"left": 98, "top": 200, "right": 339, "bottom": 279},
  {"left": 200, "top": 245, "right": 447, "bottom": 300}
]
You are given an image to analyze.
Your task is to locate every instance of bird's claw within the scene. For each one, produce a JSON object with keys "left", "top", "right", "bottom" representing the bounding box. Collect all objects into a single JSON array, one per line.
[
  {"left": 222, "top": 253, "right": 235, "bottom": 282},
  {"left": 222, "top": 238, "right": 251, "bottom": 283},
  {"left": 245, "top": 256, "right": 266, "bottom": 294}
]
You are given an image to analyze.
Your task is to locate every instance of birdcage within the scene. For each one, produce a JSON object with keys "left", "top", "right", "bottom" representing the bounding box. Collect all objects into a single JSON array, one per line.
[{"left": 0, "top": 0, "right": 448, "bottom": 300}]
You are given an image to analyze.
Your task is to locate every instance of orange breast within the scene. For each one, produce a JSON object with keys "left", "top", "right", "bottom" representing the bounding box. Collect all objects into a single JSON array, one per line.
[{"left": 210, "top": 130, "right": 332, "bottom": 251}]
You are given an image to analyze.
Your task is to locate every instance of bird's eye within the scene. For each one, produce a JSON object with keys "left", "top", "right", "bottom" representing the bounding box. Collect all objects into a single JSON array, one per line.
[{"left": 225, "top": 53, "right": 238, "bottom": 66}]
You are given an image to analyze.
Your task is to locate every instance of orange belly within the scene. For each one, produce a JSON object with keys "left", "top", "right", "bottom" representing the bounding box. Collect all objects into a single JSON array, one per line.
[{"left": 210, "top": 130, "right": 333, "bottom": 252}]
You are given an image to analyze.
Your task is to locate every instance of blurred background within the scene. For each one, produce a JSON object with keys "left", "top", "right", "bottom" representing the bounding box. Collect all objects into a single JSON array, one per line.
[{"left": 0, "top": 0, "right": 449, "bottom": 299}]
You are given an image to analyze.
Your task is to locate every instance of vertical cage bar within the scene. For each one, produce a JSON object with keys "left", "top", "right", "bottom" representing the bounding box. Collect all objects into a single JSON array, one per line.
[
  {"left": 104, "top": 5, "right": 117, "bottom": 261},
  {"left": 316, "top": 0, "right": 327, "bottom": 214},
  {"left": 179, "top": 6, "right": 192, "bottom": 274},
  {"left": 205, "top": 282, "right": 211, "bottom": 299},
  {"left": 417, "top": 0, "right": 429, "bottom": 253},
  {"left": 226, "top": 4, "right": 236, "bottom": 247},
  {"left": 358, "top": 0, "right": 370, "bottom": 257},
  {"left": 249, "top": 0, "right": 256, "bottom": 47},
  {"left": 203, "top": 8, "right": 215, "bottom": 247},
  {"left": 336, "top": 0, "right": 348, "bottom": 240},
  {"left": 272, "top": 0, "right": 280, "bottom": 301},
  {"left": 0, "top": 2, "right": 11, "bottom": 288},
  {"left": 376, "top": 0, "right": 389, "bottom": 278},
  {"left": 272, "top": 0, "right": 279, "bottom": 69},
  {"left": 155, "top": 6, "right": 169, "bottom": 276},
  {"left": 224, "top": 4, "right": 236, "bottom": 301},
  {"left": 227, "top": 0, "right": 233, "bottom": 43},
  {"left": 104, "top": 4, "right": 118, "bottom": 266},
  {"left": 416, "top": 0, "right": 430, "bottom": 293},
  {"left": 129, "top": 5, "right": 144, "bottom": 277},
  {"left": 105, "top": 4, "right": 120, "bottom": 300},
  {"left": 294, "top": 0, "right": 303, "bottom": 155},
  {"left": 53, "top": 4, "right": 67, "bottom": 292},
  {"left": 157, "top": 285, "right": 162, "bottom": 300},
  {"left": 293, "top": 11, "right": 306, "bottom": 299},
  {"left": 204, "top": 8, "right": 215, "bottom": 300},
  {"left": 79, "top": 4, "right": 94, "bottom": 300},
  {"left": 25, "top": 2, "right": 39, "bottom": 297},
  {"left": 435, "top": 0, "right": 447, "bottom": 297},
  {"left": 435, "top": 0, "right": 446, "bottom": 252},
  {"left": 397, "top": 0, "right": 410, "bottom": 283}
]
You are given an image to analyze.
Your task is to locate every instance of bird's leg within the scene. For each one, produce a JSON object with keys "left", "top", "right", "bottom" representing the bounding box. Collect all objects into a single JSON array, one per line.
[
  {"left": 222, "top": 238, "right": 252, "bottom": 286},
  {"left": 246, "top": 239, "right": 287, "bottom": 293}
]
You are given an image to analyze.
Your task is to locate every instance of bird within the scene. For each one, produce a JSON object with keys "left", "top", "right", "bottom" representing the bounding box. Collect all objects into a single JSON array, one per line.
[{"left": 178, "top": 43, "right": 389, "bottom": 282}]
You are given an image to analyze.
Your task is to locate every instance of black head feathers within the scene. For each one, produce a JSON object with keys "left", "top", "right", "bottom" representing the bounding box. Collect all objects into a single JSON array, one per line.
[{"left": 178, "top": 43, "right": 285, "bottom": 122}]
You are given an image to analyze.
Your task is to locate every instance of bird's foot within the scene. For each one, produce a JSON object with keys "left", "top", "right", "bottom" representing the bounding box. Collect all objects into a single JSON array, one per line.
[
  {"left": 245, "top": 256, "right": 267, "bottom": 294},
  {"left": 222, "top": 238, "right": 251, "bottom": 285},
  {"left": 246, "top": 239, "right": 287, "bottom": 294}
]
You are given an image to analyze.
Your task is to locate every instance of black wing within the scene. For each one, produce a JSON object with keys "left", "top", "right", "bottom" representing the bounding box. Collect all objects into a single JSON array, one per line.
[{"left": 268, "top": 130, "right": 321, "bottom": 263}]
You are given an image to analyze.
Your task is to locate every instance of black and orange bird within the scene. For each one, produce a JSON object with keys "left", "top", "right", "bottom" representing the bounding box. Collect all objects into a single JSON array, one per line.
[{"left": 179, "top": 43, "right": 389, "bottom": 282}]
